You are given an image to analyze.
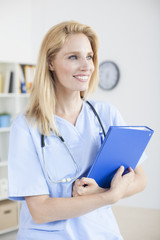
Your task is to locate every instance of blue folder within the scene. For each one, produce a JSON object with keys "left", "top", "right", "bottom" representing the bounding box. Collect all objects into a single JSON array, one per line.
[{"left": 87, "top": 126, "right": 154, "bottom": 188}]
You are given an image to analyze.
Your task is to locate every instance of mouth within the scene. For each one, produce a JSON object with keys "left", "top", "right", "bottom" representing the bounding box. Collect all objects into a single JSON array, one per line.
[{"left": 73, "top": 75, "right": 90, "bottom": 82}]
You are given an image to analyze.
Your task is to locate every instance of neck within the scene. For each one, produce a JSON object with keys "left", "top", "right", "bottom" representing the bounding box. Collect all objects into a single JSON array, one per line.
[{"left": 55, "top": 91, "right": 83, "bottom": 124}]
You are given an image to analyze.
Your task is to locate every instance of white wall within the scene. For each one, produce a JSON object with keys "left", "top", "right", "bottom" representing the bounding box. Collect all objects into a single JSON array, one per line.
[
  {"left": 0, "top": 0, "right": 32, "bottom": 63},
  {"left": 0, "top": 0, "right": 160, "bottom": 209}
]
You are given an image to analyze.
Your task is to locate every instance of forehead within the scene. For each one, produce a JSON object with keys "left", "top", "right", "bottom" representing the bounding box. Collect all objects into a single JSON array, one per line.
[{"left": 60, "top": 33, "right": 93, "bottom": 54}]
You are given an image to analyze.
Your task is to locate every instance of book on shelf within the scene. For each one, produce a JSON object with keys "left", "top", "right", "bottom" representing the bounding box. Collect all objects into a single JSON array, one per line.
[
  {"left": 24, "top": 65, "right": 35, "bottom": 93},
  {"left": 8, "top": 72, "right": 14, "bottom": 93},
  {"left": 0, "top": 73, "right": 2, "bottom": 93},
  {"left": 0, "top": 63, "right": 35, "bottom": 94},
  {"left": 3, "top": 71, "right": 14, "bottom": 93},
  {"left": 19, "top": 65, "right": 27, "bottom": 93},
  {"left": 19, "top": 64, "right": 35, "bottom": 93},
  {"left": 3, "top": 71, "right": 10, "bottom": 93}
]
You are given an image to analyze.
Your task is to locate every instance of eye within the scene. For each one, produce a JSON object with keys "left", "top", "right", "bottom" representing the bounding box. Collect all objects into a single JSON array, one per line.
[
  {"left": 87, "top": 55, "right": 93, "bottom": 60},
  {"left": 68, "top": 55, "right": 78, "bottom": 60}
]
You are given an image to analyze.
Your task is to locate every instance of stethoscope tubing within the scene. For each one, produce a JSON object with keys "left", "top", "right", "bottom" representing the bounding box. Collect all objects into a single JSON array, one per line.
[
  {"left": 42, "top": 135, "right": 79, "bottom": 183},
  {"left": 41, "top": 101, "right": 106, "bottom": 184}
]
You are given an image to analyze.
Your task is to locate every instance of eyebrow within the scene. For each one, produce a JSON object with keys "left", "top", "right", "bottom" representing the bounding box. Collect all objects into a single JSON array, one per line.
[{"left": 64, "top": 51, "right": 94, "bottom": 56}]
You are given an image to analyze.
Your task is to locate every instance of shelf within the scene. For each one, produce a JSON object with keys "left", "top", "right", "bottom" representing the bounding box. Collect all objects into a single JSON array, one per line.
[
  {"left": 0, "top": 161, "right": 8, "bottom": 167},
  {"left": 0, "top": 196, "right": 8, "bottom": 201},
  {"left": 0, "top": 127, "right": 10, "bottom": 133},
  {"left": 0, "top": 62, "right": 34, "bottom": 235},
  {"left": 0, "top": 93, "right": 29, "bottom": 98},
  {"left": 0, "top": 225, "right": 19, "bottom": 235}
]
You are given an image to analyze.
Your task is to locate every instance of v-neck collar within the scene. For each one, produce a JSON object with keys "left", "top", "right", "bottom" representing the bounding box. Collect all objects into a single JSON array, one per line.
[{"left": 54, "top": 100, "right": 85, "bottom": 130}]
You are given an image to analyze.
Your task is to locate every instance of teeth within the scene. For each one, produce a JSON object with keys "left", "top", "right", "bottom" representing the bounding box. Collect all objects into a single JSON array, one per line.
[{"left": 75, "top": 76, "right": 88, "bottom": 80}]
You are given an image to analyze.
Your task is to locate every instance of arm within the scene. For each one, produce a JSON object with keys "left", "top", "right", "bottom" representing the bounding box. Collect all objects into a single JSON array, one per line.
[
  {"left": 73, "top": 165, "right": 146, "bottom": 198},
  {"left": 26, "top": 191, "right": 113, "bottom": 224},
  {"left": 25, "top": 166, "right": 134, "bottom": 224}
]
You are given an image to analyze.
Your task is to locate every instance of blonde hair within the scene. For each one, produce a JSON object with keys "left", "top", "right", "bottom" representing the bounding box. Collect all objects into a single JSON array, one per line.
[{"left": 26, "top": 20, "right": 99, "bottom": 135}]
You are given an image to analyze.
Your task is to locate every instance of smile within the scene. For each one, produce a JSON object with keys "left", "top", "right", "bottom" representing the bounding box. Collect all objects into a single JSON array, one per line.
[{"left": 74, "top": 75, "right": 89, "bottom": 82}]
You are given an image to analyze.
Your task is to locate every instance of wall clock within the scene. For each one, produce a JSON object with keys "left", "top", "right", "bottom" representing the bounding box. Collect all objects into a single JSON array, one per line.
[{"left": 99, "top": 61, "right": 120, "bottom": 90}]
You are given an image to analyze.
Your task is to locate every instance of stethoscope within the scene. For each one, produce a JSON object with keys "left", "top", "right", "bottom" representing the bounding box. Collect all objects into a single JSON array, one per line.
[{"left": 41, "top": 101, "right": 106, "bottom": 184}]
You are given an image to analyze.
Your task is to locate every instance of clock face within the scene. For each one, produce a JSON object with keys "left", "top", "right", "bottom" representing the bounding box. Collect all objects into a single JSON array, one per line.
[{"left": 99, "top": 61, "right": 120, "bottom": 90}]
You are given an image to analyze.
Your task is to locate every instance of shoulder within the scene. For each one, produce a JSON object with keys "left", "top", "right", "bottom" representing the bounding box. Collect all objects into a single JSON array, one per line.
[
  {"left": 11, "top": 113, "right": 36, "bottom": 135},
  {"left": 86, "top": 99, "right": 119, "bottom": 117},
  {"left": 86, "top": 99, "right": 125, "bottom": 126},
  {"left": 11, "top": 113, "right": 28, "bottom": 131},
  {"left": 10, "top": 113, "right": 41, "bottom": 149}
]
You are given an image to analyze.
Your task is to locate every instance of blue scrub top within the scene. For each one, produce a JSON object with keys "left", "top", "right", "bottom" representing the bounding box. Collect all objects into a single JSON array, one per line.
[{"left": 8, "top": 100, "right": 145, "bottom": 240}]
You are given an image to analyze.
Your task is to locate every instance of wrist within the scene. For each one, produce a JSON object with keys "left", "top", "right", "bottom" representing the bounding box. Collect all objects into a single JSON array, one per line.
[{"left": 100, "top": 188, "right": 120, "bottom": 205}]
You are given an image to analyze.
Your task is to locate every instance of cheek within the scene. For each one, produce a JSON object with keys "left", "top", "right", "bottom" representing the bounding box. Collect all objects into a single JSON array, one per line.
[
  {"left": 59, "top": 63, "right": 75, "bottom": 76},
  {"left": 55, "top": 64, "right": 72, "bottom": 80}
]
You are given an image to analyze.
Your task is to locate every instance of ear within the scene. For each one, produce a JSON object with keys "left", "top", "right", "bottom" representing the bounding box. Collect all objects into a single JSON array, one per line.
[{"left": 48, "top": 61, "right": 54, "bottom": 71}]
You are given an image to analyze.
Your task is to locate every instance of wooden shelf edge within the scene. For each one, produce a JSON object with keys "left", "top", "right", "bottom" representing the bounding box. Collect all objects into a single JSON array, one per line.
[
  {"left": 0, "top": 225, "right": 19, "bottom": 235},
  {"left": 0, "top": 161, "right": 8, "bottom": 167},
  {"left": 0, "top": 127, "right": 10, "bottom": 133},
  {"left": 0, "top": 93, "right": 29, "bottom": 98}
]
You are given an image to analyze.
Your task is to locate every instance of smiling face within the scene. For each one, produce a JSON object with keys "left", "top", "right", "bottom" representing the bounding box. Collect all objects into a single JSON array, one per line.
[{"left": 49, "top": 33, "right": 95, "bottom": 96}]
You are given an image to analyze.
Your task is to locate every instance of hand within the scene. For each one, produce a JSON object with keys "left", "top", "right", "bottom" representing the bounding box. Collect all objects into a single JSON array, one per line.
[
  {"left": 110, "top": 166, "right": 135, "bottom": 201},
  {"left": 72, "top": 177, "right": 106, "bottom": 197}
]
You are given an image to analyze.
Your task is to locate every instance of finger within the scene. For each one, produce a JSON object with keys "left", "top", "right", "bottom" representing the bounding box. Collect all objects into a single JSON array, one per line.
[
  {"left": 72, "top": 183, "right": 77, "bottom": 192},
  {"left": 72, "top": 191, "right": 78, "bottom": 197},
  {"left": 75, "top": 179, "right": 80, "bottom": 184},
  {"left": 126, "top": 167, "right": 135, "bottom": 177},
  {"left": 80, "top": 177, "right": 96, "bottom": 186},
  {"left": 72, "top": 180, "right": 78, "bottom": 190},
  {"left": 127, "top": 167, "right": 134, "bottom": 173},
  {"left": 117, "top": 166, "right": 125, "bottom": 175},
  {"left": 73, "top": 179, "right": 81, "bottom": 187},
  {"left": 72, "top": 186, "right": 76, "bottom": 197},
  {"left": 77, "top": 186, "right": 86, "bottom": 195},
  {"left": 72, "top": 185, "right": 77, "bottom": 196},
  {"left": 123, "top": 168, "right": 135, "bottom": 182},
  {"left": 72, "top": 179, "right": 80, "bottom": 195}
]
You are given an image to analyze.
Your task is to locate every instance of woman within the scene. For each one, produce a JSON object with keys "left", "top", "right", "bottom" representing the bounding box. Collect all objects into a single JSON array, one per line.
[{"left": 8, "top": 21, "right": 146, "bottom": 240}]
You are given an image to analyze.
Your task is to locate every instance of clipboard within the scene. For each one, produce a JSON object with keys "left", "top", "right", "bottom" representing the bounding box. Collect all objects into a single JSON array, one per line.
[{"left": 87, "top": 126, "right": 154, "bottom": 188}]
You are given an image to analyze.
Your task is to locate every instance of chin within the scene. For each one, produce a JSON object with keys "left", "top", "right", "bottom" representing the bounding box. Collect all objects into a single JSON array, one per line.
[
  {"left": 78, "top": 83, "right": 89, "bottom": 92},
  {"left": 77, "top": 88, "right": 88, "bottom": 93}
]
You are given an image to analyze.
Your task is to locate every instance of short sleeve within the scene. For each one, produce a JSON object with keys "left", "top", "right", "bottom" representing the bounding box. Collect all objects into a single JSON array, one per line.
[
  {"left": 112, "top": 106, "right": 126, "bottom": 126},
  {"left": 8, "top": 115, "right": 49, "bottom": 201}
]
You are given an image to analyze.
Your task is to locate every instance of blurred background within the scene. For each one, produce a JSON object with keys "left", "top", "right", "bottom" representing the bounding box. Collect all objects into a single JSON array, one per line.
[{"left": 0, "top": 0, "right": 159, "bottom": 239}]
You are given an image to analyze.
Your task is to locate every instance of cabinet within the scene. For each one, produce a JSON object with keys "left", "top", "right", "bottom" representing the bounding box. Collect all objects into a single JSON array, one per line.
[
  {"left": 0, "top": 200, "right": 19, "bottom": 234},
  {"left": 0, "top": 62, "right": 34, "bottom": 234}
]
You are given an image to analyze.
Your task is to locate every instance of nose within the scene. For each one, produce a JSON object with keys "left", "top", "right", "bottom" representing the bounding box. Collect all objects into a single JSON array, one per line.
[{"left": 80, "top": 58, "right": 93, "bottom": 71}]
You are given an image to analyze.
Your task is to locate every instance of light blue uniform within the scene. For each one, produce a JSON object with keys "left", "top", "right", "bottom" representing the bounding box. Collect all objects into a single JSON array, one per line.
[{"left": 8, "top": 100, "right": 145, "bottom": 240}]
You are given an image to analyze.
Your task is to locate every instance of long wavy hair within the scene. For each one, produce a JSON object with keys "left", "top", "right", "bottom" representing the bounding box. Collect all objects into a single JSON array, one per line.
[{"left": 26, "top": 20, "right": 99, "bottom": 135}]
